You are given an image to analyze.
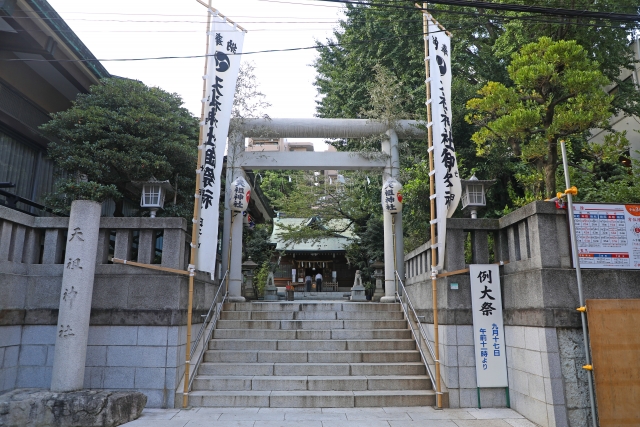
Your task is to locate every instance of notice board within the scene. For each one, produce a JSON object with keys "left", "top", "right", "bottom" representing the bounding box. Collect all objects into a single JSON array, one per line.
[{"left": 573, "top": 203, "right": 640, "bottom": 269}]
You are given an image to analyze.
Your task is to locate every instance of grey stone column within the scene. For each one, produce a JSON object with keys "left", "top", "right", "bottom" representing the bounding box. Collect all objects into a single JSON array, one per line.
[
  {"left": 51, "top": 200, "right": 102, "bottom": 392},
  {"left": 0, "top": 220, "right": 12, "bottom": 261},
  {"left": 381, "top": 211, "right": 396, "bottom": 303},
  {"left": 228, "top": 210, "right": 245, "bottom": 302},
  {"left": 137, "top": 229, "right": 156, "bottom": 264},
  {"left": 394, "top": 211, "right": 405, "bottom": 289},
  {"left": 471, "top": 230, "right": 489, "bottom": 264},
  {"left": 381, "top": 130, "right": 399, "bottom": 303},
  {"left": 227, "top": 133, "right": 245, "bottom": 302},
  {"left": 42, "top": 228, "right": 65, "bottom": 264}
]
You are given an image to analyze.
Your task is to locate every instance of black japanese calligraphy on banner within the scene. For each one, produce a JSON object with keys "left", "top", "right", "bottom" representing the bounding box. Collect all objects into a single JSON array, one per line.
[
  {"left": 469, "top": 264, "right": 508, "bottom": 388},
  {"left": 427, "top": 19, "right": 461, "bottom": 270},
  {"left": 196, "top": 20, "right": 245, "bottom": 275}
]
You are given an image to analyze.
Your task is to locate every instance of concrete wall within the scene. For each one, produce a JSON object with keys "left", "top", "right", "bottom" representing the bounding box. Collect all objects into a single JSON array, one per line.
[
  {"left": 404, "top": 201, "right": 640, "bottom": 427},
  {"left": 0, "top": 205, "right": 217, "bottom": 407}
]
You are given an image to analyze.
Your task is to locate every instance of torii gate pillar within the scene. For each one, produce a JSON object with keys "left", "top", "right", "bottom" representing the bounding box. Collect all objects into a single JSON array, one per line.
[
  {"left": 381, "top": 129, "right": 404, "bottom": 303},
  {"left": 221, "top": 133, "right": 246, "bottom": 302}
]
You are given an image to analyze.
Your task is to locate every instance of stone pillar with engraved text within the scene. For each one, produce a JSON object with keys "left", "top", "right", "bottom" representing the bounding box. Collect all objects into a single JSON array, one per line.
[{"left": 50, "top": 200, "right": 102, "bottom": 392}]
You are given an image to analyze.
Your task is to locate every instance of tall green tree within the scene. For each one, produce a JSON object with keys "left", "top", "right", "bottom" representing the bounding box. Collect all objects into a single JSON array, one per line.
[
  {"left": 314, "top": 0, "right": 640, "bottom": 215},
  {"left": 40, "top": 78, "right": 198, "bottom": 217},
  {"left": 466, "top": 37, "right": 613, "bottom": 197}
]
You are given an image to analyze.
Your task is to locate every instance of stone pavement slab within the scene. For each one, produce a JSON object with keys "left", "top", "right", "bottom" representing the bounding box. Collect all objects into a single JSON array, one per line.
[{"left": 121, "top": 406, "right": 541, "bottom": 427}]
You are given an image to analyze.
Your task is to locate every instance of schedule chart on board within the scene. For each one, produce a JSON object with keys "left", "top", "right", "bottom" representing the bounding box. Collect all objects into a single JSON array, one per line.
[{"left": 573, "top": 203, "right": 640, "bottom": 269}]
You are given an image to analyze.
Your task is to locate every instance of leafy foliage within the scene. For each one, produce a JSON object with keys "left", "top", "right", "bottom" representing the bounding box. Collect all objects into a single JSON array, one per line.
[
  {"left": 466, "top": 37, "right": 613, "bottom": 197},
  {"left": 568, "top": 134, "right": 640, "bottom": 203},
  {"left": 40, "top": 78, "right": 198, "bottom": 217},
  {"left": 243, "top": 223, "right": 274, "bottom": 267},
  {"left": 314, "top": 0, "right": 640, "bottom": 221},
  {"left": 253, "top": 261, "right": 271, "bottom": 298}
]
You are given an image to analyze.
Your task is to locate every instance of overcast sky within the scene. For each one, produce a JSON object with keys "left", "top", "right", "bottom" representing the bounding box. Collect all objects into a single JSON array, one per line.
[{"left": 48, "top": 0, "right": 346, "bottom": 148}]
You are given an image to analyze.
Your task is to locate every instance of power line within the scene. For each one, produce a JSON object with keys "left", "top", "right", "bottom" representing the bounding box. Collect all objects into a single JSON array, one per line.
[
  {"left": 0, "top": 11, "right": 634, "bottom": 63},
  {"left": 310, "top": 0, "right": 640, "bottom": 22},
  {"left": 0, "top": 28, "right": 452, "bottom": 63},
  {"left": 378, "top": 0, "right": 639, "bottom": 14}
]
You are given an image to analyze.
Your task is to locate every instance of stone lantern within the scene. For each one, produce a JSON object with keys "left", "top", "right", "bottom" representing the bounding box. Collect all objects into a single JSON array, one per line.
[
  {"left": 242, "top": 257, "right": 258, "bottom": 300},
  {"left": 461, "top": 174, "right": 495, "bottom": 219},
  {"left": 134, "top": 177, "right": 174, "bottom": 218},
  {"left": 371, "top": 260, "right": 385, "bottom": 302}
]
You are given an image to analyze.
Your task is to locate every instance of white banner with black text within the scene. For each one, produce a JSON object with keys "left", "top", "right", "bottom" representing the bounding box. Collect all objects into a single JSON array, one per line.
[
  {"left": 196, "top": 19, "right": 245, "bottom": 274},
  {"left": 469, "top": 264, "right": 508, "bottom": 388},
  {"left": 428, "top": 18, "right": 461, "bottom": 270}
]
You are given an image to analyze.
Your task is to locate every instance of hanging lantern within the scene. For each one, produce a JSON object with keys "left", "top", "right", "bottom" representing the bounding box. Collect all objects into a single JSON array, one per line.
[
  {"left": 381, "top": 178, "right": 403, "bottom": 214},
  {"left": 230, "top": 176, "right": 251, "bottom": 212}
]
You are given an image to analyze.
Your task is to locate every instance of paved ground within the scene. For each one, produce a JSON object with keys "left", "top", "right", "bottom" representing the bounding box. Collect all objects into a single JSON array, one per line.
[{"left": 122, "top": 407, "right": 539, "bottom": 427}]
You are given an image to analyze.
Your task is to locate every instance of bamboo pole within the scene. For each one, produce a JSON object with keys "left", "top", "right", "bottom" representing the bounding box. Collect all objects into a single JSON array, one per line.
[
  {"left": 111, "top": 258, "right": 190, "bottom": 276},
  {"left": 436, "top": 261, "right": 510, "bottom": 279},
  {"left": 419, "top": 4, "right": 443, "bottom": 409},
  {"left": 182, "top": 0, "right": 214, "bottom": 408},
  {"left": 194, "top": 0, "right": 248, "bottom": 32}
]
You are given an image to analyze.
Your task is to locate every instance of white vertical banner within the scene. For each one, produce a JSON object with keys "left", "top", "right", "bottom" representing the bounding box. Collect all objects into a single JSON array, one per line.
[
  {"left": 469, "top": 264, "right": 508, "bottom": 388},
  {"left": 428, "top": 18, "right": 461, "bottom": 270},
  {"left": 196, "top": 18, "right": 245, "bottom": 274}
]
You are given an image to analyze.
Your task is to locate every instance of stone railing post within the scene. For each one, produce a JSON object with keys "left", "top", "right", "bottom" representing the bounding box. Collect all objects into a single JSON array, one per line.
[
  {"left": 113, "top": 229, "right": 132, "bottom": 261},
  {"left": 161, "top": 228, "right": 186, "bottom": 270},
  {"left": 0, "top": 220, "right": 12, "bottom": 261},
  {"left": 471, "top": 230, "right": 489, "bottom": 264},
  {"left": 444, "top": 228, "right": 466, "bottom": 271},
  {"left": 42, "top": 228, "right": 65, "bottom": 264},
  {"left": 136, "top": 229, "right": 156, "bottom": 264}
]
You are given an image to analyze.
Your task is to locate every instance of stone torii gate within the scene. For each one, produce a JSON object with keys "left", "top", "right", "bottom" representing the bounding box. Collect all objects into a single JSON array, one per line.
[{"left": 221, "top": 118, "right": 426, "bottom": 302}]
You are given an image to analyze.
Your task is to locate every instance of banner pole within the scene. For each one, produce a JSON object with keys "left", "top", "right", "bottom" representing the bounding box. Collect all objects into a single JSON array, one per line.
[
  {"left": 419, "top": 4, "right": 443, "bottom": 409},
  {"left": 182, "top": 0, "right": 213, "bottom": 408}
]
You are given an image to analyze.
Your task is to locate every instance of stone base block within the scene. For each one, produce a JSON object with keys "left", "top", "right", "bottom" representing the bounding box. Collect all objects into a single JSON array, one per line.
[{"left": 0, "top": 388, "right": 146, "bottom": 427}]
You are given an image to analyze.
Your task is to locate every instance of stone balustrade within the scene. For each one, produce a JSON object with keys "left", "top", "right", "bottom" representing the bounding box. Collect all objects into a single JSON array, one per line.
[
  {"left": 0, "top": 205, "right": 189, "bottom": 270},
  {"left": 0, "top": 205, "right": 218, "bottom": 408}
]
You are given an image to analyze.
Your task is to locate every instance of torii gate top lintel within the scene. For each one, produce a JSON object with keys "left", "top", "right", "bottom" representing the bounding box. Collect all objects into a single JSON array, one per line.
[{"left": 232, "top": 118, "right": 426, "bottom": 139}]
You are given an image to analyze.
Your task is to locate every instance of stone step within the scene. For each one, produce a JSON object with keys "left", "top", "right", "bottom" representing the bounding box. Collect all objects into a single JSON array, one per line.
[
  {"left": 216, "top": 319, "right": 408, "bottom": 330},
  {"left": 224, "top": 302, "right": 402, "bottom": 312},
  {"left": 290, "top": 292, "right": 351, "bottom": 301},
  {"left": 220, "top": 310, "right": 405, "bottom": 320},
  {"left": 212, "top": 329, "right": 412, "bottom": 340},
  {"left": 203, "top": 350, "right": 421, "bottom": 363},
  {"left": 188, "top": 390, "right": 435, "bottom": 408},
  {"left": 209, "top": 339, "right": 417, "bottom": 351},
  {"left": 191, "top": 375, "right": 431, "bottom": 391},
  {"left": 197, "top": 362, "right": 426, "bottom": 377}
]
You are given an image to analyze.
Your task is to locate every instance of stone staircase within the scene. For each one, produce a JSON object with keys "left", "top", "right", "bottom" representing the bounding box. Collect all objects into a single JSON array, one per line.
[{"left": 188, "top": 301, "right": 435, "bottom": 407}]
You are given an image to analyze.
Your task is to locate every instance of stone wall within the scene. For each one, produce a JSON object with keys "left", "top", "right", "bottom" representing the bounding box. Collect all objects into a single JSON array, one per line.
[
  {"left": 403, "top": 201, "right": 640, "bottom": 427},
  {"left": 0, "top": 205, "right": 218, "bottom": 408}
]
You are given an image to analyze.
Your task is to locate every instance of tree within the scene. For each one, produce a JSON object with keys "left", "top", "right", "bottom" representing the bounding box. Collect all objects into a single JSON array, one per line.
[
  {"left": 466, "top": 37, "right": 613, "bottom": 198},
  {"left": 568, "top": 133, "right": 640, "bottom": 204},
  {"left": 258, "top": 169, "right": 380, "bottom": 244},
  {"left": 40, "top": 78, "right": 199, "bottom": 217},
  {"left": 243, "top": 223, "right": 274, "bottom": 267},
  {"left": 314, "top": 0, "right": 640, "bottom": 213}
]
